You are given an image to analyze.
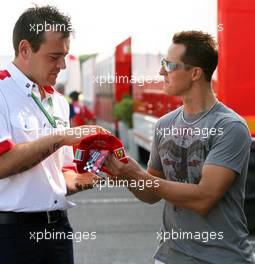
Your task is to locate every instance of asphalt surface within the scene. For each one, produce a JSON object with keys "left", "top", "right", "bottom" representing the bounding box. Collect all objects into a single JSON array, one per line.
[
  {"left": 68, "top": 166, "right": 255, "bottom": 264},
  {"left": 68, "top": 186, "right": 163, "bottom": 264}
]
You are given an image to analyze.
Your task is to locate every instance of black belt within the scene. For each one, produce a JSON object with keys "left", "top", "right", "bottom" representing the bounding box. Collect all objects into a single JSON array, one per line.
[{"left": 0, "top": 210, "right": 67, "bottom": 224}]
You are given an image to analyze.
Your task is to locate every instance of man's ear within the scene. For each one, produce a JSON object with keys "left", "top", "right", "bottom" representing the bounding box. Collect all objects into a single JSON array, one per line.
[
  {"left": 191, "top": 67, "right": 203, "bottom": 82},
  {"left": 18, "top": 40, "right": 32, "bottom": 59}
]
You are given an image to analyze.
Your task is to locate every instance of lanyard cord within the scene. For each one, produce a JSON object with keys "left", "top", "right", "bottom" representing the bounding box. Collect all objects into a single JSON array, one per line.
[{"left": 31, "top": 92, "right": 57, "bottom": 128}]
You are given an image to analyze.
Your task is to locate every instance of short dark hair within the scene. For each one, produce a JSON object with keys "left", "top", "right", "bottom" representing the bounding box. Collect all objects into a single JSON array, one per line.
[
  {"left": 172, "top": 31, "right": 218, "bottom": 82},
  {"left": 69, "top": 91, "right": 80, "bottom": 101},
  {"left": 13, "top": 5, "right": 72, "bottom": 56}
]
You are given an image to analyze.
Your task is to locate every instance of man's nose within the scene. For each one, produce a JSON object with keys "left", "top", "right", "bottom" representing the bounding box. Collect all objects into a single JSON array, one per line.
[
  {"left": 159, "top": 66, "right": 165, "bottom": 76},
  {"left": 57, "top": 57, "right": 66, "bottom": 70}
]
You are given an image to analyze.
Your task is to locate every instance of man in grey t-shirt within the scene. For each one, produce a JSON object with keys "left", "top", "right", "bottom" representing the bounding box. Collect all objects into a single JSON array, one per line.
[{"left": 105, "top": 31, "right": 254, "bottom": 264}]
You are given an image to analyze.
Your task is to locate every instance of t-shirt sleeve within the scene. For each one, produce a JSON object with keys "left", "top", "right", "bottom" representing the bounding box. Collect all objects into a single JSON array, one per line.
[
  {"left": 147, "top": 122, "right": 163, "bottom": 172},
  {"left": 204, "top": 121, "right": 252, "bottom": 174}
]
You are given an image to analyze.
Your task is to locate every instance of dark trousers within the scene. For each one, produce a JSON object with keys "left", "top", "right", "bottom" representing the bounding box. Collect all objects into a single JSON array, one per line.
[{"left": 0, "top": 217, "right": 74, "bottom": 264}]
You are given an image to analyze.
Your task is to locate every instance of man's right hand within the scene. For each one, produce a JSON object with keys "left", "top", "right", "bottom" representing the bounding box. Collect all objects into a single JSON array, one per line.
[
  {"left": 0, "top": 125, "right": 110, "bottom": 179},
  {"left": 60, "top": 125, "right": 110, "bottom": 146}
]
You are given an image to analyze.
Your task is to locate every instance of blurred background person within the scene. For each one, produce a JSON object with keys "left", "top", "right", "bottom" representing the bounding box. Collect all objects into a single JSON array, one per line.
[{"left": 69, "top": 91, "right": 95, "bottom": 127}]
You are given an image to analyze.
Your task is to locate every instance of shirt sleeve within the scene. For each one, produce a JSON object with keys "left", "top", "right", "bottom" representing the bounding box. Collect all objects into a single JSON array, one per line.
[
  {"left": 204, "top": 121, "right": 252, "bottom": 174},
  {"left": 62, "top": 99, "right": 76, "bottom": 172},
  {"left": 147, "top": 122, "right": 164, "bottom": 172},
  {"left": 0, "top": 139, "right": 15, "bottom": 155},
  {"left": 62, "top": 145, "right": 77, "bottom": 173},
  {"left": 0, "top": 95, "right": 14, "bottom": 155},
  {"left": 61, "top": 141, "right": 77, "bottom": 173}
]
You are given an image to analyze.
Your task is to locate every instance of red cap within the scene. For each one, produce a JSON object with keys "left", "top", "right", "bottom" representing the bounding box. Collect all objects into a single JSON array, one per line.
[{"left": 73, "top": 133, "right": 128, "bottom": 174}]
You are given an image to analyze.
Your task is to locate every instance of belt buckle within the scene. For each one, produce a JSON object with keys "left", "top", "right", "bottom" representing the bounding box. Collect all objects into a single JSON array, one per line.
[{"left": 46, "top": 211, "right": 58, "bottom": 224}]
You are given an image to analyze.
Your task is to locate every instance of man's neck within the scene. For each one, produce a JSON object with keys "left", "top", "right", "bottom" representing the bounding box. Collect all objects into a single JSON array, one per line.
[
  {"left": 38, "top": 85, "right": 46, "bottom": 101},
  {"left": 182, "top": 82, "right": 218, "bottom": 115},
  {"left": 13, "top": 58, "right": 31, "bottom": 81},
  {"left": 13, "top": 58, "right": 46, "bottom": 101}
]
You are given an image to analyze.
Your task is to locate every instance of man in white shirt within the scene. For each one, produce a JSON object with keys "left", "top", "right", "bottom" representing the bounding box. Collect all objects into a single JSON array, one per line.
[{"left": 0, "top": 5, "right": 103, "bottom": 264}]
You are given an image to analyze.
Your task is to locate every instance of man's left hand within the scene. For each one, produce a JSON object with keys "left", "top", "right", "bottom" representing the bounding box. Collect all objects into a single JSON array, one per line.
[
  {"left": 104, "top": 155, "right": 144, "bottom": 181},
  {"left": 64, "top": 170, "right": 101, "bottom": 195}
]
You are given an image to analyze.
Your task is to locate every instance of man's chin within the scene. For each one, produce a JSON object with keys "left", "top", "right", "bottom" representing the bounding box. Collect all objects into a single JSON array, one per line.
[
  {"left": 47, "top": 79, "right": 57, "bottom": 86},
  {"left": 163, "top": 83, "right": 183, "bottom": 97},
  {"left": 163, "top": 85, "right": 175, "bottom": 96}
]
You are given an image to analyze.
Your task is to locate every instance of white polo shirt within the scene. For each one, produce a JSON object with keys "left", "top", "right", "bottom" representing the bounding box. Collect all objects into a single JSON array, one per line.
[{"left": 0, "top": 62, "right": 75, "bottom": 212}]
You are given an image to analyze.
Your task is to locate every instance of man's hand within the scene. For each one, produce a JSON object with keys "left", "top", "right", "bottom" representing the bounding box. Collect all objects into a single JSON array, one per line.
[
  {"left": 104, "top": 155, "right": 144, "bottom": 181},
  {"left": 104, "top": 155, "right": 162, "bottom": 204},
  {"left": 0, "top": 122, "right": 111, "bottom": 179},
  {"left": 64, "top": 170, "right": 101, "bottom": 195},
  {"left": 59, "top": 125, "right": 111, "bottom": 146}
]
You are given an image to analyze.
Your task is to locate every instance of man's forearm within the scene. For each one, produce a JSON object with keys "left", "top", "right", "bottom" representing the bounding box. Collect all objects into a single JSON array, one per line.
[
  {"left": 63, "top": 170, "right": 77, "bottom": 196},
  {"left": 0, "top": 134, "right": 65, "bottom": 179},
  {"left": 128, "top": 185, "right": 161, "bottom": 204},
  {"left": 119, "top": 175, "right": 161, "bottom": 204},
  {"left": 128, "top": 163, "right": 237, "bottom": 217},
  {"left": 132, "top": 170, "right": 209, "bottom": 215}
]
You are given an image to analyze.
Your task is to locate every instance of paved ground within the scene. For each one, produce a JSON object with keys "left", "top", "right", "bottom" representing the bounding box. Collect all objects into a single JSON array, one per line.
[{"left": 68, "top": 186, "right": 163, "bottom": 264}]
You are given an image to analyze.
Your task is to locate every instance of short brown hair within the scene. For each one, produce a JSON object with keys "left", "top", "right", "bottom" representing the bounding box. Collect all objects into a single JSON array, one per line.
[
  {"left": 173, "top": 31, "right": 218, "bottom": 82},
  {"left": 13, "top": 5, "right": 72, "bottom": 56}
]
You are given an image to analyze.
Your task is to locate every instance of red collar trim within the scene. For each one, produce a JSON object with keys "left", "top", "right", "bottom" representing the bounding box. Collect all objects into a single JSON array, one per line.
[
  {"left": 0, "top": 70, "right": 11, "bottom": 80},
  {"left": 43, "top": 86, "right": 55, "bottom": 94}
]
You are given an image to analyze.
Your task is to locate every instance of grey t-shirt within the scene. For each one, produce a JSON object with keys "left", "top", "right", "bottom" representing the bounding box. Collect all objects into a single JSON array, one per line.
[{"left": 148, "top": 102, "right": 254, "bottom": 264}]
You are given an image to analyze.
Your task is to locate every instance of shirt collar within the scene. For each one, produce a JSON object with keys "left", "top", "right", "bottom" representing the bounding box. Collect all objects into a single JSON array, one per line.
[{"left": 6, "top": 62, "right": 55, "bottom": 97}]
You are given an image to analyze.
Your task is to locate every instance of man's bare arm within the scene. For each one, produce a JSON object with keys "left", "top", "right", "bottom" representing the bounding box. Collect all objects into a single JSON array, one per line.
[
  {"left": 0, "top": 134, "right": 65, "bottom": 179},
  {"left": 63, "top": 170, "right": 100, "bottom": 196},
  {"left": 133, "top": 164, "right": 236, "bottom": 216},
  {"left": 105, "top": 156, "right": 236, "bottom": 216},
  {"left": 0, "top": 125, "right": 107, "bottom": 179},
  {"left": 105, "top": 157, "right": 163, "bottom": 204},
  {"left": 128, "top": 166, "right": 164, "bottom": 204}
]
